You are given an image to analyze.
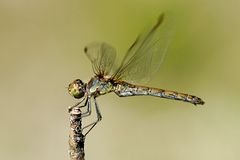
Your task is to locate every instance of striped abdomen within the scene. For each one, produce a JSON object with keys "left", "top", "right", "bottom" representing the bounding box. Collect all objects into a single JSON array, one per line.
[{"left": 113, "top": 82, "right": 204, "bottom": 105}]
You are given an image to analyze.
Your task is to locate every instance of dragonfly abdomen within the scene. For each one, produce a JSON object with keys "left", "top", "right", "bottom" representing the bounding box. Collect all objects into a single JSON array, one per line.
[{"left": 114, "top": 82, "right": 204, "bottom": 105}]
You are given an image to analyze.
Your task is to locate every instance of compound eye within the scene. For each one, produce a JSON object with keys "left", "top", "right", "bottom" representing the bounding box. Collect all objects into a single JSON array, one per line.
[
  {"left": 73, "top": 89, "right": 84, "bottom": 99},
  {"left": 68, "top": 79, "right": 85, "bottom": 99}
]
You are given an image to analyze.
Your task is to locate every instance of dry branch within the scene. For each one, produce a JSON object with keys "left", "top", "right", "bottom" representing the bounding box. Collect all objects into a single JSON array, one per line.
[{"left": 68, "top": 106, "right": 85, "bottom": 160}]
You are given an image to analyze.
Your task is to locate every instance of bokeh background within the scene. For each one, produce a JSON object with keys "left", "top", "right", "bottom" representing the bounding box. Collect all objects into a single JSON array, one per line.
[{"left": 1, "top": 0, "right": 239, "bottom": 160}]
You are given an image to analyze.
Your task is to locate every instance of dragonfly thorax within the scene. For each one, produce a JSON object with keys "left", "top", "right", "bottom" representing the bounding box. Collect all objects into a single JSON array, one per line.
[
  {"left": 68, "top": 79, "right": 86, "bottom": 99},
  {"left": 87, "top": 76, "right": 114, "bottom": 97}
]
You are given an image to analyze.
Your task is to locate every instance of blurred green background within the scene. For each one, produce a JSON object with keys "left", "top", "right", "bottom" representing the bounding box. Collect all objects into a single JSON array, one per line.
[{"left": 0, "top": 0, "right": 239, "bottom": 160}]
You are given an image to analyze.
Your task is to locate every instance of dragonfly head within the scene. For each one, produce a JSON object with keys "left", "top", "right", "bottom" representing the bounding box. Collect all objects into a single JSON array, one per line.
[{"left": 68, "top": 79, "right": 86, "bottom": 99}]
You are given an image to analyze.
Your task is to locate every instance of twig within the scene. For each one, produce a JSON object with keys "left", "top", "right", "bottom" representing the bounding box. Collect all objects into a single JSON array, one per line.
[{"left": 68, "top": 106, "right": 85, "bottom": 160}]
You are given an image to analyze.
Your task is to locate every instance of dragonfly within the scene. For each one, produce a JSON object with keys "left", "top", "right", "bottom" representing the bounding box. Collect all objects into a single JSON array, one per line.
[{"left": 68, "top": 14, "right": 204, "bottom": 136}]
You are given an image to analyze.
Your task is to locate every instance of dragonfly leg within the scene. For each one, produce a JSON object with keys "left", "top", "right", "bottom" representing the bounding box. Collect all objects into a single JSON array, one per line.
[
  {"left": 68, "top": 96, "right": 86, "bottom": 112},
  {"left": 94, "top": 97, "right": 102, "bottom": 120},
  {"left": 83, "top": 98, "right": 102, "bottom": 136},
  {"left": 81, "top": 98, "right": 92, "bottom": 117}
]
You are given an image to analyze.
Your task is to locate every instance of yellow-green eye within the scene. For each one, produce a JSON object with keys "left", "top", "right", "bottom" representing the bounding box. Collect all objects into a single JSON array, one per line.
[
  {"left": 68, "top": 79, "right": 85, "bottom": 99},
  {"left": 71, "top": 88, "right": 84, "bottom": 99}
]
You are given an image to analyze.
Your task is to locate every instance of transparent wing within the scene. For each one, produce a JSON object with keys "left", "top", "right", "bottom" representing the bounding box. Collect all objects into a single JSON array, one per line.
[
  {"left": 113, "top": 14, "right": 174, "bottom": 84},
  {"left": 84, "top": 42, "right": 117, "bottom": 76}
]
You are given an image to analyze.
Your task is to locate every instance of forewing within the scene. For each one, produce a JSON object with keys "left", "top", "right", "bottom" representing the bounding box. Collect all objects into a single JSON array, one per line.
[
  {"left": 84, "top": 42, "right": 117, "bottom": 76},
  {"left": 113, "top": 14, "right": 174, "bottom": 83}
]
